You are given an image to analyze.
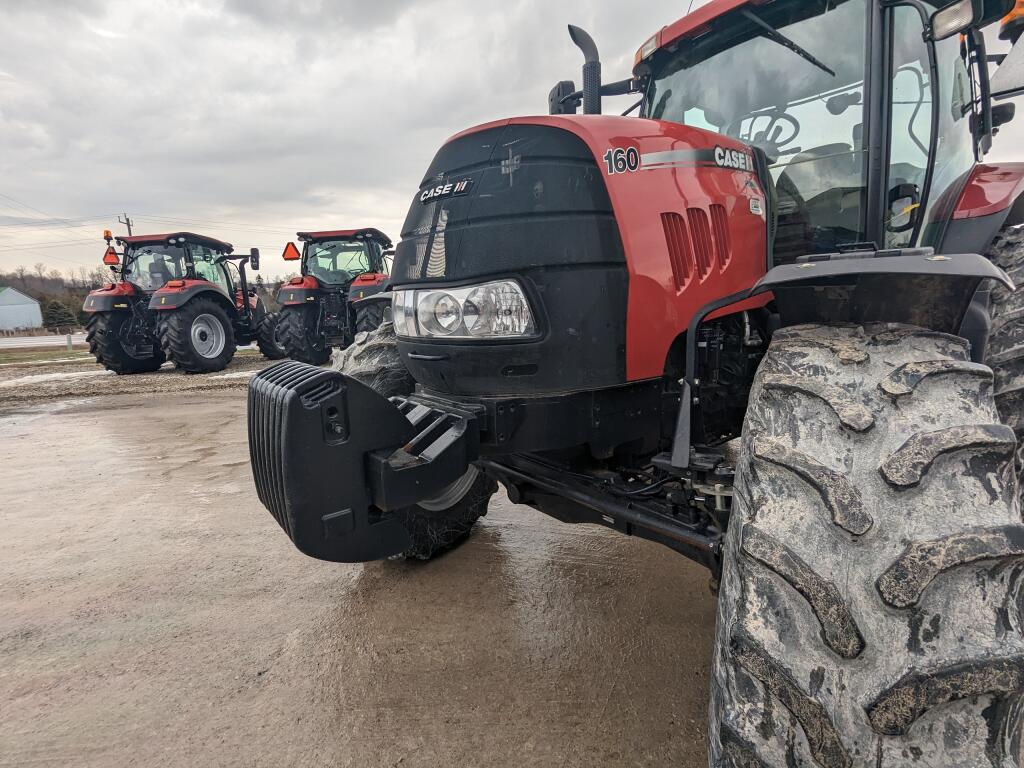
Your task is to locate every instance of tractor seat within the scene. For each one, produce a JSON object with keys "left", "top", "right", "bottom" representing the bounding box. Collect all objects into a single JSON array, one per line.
[{"left": 148, "top": 260, "right": 174, "bottom": 287}]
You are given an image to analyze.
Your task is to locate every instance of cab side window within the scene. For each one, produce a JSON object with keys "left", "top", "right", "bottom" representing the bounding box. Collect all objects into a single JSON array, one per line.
[{"left": 191, "top": 245, "right": 231, "bottom": 293}]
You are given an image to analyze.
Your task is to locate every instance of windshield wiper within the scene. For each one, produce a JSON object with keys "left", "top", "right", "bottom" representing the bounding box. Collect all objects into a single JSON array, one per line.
[{"left": 741, "top": 9, "right": 835, "bottom": 78}]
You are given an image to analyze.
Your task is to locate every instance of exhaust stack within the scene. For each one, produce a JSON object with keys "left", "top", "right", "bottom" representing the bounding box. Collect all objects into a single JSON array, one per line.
[{"left": 568, "top": 25, "right": 601, "bottom": 115}]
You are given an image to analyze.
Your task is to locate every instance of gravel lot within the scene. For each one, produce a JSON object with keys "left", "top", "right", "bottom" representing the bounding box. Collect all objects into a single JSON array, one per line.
[{"left": 1, "top": 353, "right": 717, "bottom": 767}]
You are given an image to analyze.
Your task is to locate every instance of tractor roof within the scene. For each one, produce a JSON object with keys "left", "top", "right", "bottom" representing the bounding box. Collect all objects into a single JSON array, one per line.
[
  {"left": 115, "top": 232, "right": 234, "bottom": 253},
  {"left": 296, "top": 228, "right": 393, "bottom": 248},
  {"left": 634, "top": 0, "right": 751, "bottom": 70}
]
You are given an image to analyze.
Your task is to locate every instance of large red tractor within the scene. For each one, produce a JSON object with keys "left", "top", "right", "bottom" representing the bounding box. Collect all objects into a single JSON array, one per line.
[
  {"left": 84, "top": 231, "right": 284, "bottom": 374},
  {"left": 250, "top": 0, "right": 1024, "bottom": 764},
  {"left": 275, "top": 228, "right": 392, "bottom": 364}
]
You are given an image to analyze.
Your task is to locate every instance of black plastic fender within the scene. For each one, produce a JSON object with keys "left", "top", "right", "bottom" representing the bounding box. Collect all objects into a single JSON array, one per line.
[
  {"left": 276, "top": 287, "right": 321, "bottom": 306},
  {"left": 750, "top": 249, "right": 1014, "bottom": 333},
  {"left": 82, "top": 291, "right": 136, "bottom": 313}
]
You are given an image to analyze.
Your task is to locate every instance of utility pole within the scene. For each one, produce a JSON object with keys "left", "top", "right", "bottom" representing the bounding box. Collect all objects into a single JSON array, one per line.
[{"left": 118, "top": 212, "right": 133, "bottom": 236}]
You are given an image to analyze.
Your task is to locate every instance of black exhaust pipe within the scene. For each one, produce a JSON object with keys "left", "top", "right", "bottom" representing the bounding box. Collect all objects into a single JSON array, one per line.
[{"left": 568, "top": 25, "right": 601, "bottom": 115}]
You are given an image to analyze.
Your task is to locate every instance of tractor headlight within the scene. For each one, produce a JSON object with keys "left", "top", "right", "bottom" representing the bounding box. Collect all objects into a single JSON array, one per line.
[{"left": 392, "top": 280, "right": 537, "bottom": 340}]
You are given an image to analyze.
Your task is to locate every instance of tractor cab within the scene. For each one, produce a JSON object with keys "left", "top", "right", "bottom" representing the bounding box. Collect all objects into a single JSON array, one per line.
[
  {"left": 629, "top": 0, "right": 1024, "bottom": 262},
  {"left": 286, "top": 228, "right": 392, "bottom": 288}
]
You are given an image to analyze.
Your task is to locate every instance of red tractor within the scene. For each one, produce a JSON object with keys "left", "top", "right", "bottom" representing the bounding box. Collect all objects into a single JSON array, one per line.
[
  {"left": 275, "top": 228, "right": 392, "bottom": 364},
  {"left": 249, "top": 0, "right": 1024, "bottom": 764},
  {"left": 84, "top": 231, "right": 285, "bottom": 374}
]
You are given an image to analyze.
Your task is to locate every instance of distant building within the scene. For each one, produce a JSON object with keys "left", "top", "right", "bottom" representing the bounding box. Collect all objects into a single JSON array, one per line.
[{"left": 0, "top": 287, "right": 43, "bottom": 330}]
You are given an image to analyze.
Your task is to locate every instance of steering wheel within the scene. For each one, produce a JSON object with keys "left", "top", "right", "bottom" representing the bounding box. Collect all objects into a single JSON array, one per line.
[{"left": 725, "top": 110, "right": 801, "bottom": 162}]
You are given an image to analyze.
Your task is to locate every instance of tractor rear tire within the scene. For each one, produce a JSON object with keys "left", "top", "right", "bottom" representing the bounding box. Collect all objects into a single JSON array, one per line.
[
  {"left": 157, "top": 297, "right": 236, "bottom": 374},
  {"left": 256, "top": 312, "right": 287, "bottom": 360},
  {"left": 85, "top": 311, "right": 164, "bottom": 375},
  {"left": 336, "top": 320, "right": 496, "bottom": 560},
  {"left": 710, "top": 323, "right": 1023, "bottom": 768},
  {"left": 354, "top": 301, "right": 386, "bottom": 335},
  {"left": 988, "top": 224, "right": 1023, "bottom": 485},
  {"left": 278, "top": 305, "right": 331, "bottom": 365}
]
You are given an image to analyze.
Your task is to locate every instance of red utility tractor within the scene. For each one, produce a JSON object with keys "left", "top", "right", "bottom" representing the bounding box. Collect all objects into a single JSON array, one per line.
[
  {"left": 275, "top": 228, "right": 392, "bottom": 364},
  {"left": 84, "top": 231, "right": 285, "bottom": 374},
  {"left": 249, "top": 0, "right": 1024, "bottom": 764}
]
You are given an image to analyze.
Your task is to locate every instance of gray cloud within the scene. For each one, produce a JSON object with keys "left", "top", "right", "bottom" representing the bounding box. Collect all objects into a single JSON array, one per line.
[{"left": 0, "top": 0, "right": 1020, "bottom": 276}]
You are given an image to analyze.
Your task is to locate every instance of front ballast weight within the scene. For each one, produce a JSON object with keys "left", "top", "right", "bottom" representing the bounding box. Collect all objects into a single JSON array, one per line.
[{"left": 248, "top": 361, "right": 479, "bottom": 562}]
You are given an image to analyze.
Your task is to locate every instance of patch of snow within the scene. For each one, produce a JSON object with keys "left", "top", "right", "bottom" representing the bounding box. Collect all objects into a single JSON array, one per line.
[{"left": 0, "top": 369, "right": 114, "bottom": 388}]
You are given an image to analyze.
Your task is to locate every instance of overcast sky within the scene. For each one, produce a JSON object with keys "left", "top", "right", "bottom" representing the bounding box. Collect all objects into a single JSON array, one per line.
[{"left": 0, "top": 1, "right": 1020, "bottom": 280}]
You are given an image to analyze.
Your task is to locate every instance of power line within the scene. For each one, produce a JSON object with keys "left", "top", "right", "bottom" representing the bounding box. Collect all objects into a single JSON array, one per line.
[{"left": 0, "top": 214, "right": 118, "bottom": 229}]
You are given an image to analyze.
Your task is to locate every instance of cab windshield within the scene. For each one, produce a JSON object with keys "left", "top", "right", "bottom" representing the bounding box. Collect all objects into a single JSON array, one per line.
[
  {"left": 304, "top": 240, "right": 371, "bottom": 284},
  {"left": 123, "top": 244, "right": 187, "bottom": 291},
  {"left": 642, "top": 0, "right": 868, "bottom": 261}
]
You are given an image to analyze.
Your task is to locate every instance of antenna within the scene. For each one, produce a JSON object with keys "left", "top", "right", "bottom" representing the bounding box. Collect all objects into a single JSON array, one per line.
[{"left": 118, "top": 212, "right": 133, "bottom": 236}]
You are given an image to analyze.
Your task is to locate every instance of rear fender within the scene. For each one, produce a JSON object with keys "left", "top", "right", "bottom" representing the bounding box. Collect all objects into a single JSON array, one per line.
[
  {"left": 83, "top": 282, "right": 138, "bottom": 313},
  {"left": 277, "top": 276, "right": 321, "bottom": 306},
  {"left": 150, "top": 282, "right": 233, "bottom": 312}
]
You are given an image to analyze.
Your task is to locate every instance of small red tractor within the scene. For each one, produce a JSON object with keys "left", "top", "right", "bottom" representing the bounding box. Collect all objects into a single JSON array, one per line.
[
  {"left": 275, "top": 228, "right": 392, "bottom": 364},
  {"left": 249, "top": 0, "right": 1024, "bottom": 764},
  {"left": 84, "top": 231, "right": 285, "bottom": 374}
]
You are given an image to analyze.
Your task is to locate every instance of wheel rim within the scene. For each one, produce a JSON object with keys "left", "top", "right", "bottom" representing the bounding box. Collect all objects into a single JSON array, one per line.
[
  {"left": 191, "top": 313, "right": 226, "bottom": 358},
  {"left": 418, "top": 466, "right": 479, "bottom": 511}
]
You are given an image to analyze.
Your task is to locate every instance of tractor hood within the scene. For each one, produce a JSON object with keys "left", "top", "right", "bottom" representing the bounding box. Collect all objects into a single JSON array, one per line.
[{"left": 392, "top": 115, "right": 769, "bottom": 388}]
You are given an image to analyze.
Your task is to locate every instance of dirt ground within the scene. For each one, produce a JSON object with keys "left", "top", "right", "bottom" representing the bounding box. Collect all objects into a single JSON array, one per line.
[{"left": 0, "top": 364, "right": 717, "bottom": 767}]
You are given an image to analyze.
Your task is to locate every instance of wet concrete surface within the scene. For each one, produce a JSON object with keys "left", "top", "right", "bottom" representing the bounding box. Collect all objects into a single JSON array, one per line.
[
  {"left": 0, "top": 350, "right": 271, "bottom": 408},
  {"left": 1, "top": 392, "right": 716, "bottom": 767}
]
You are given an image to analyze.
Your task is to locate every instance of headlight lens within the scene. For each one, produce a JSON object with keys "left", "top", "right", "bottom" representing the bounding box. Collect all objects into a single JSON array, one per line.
[{"left": 392, "top": 279, "right": 537, "bottom": 339}]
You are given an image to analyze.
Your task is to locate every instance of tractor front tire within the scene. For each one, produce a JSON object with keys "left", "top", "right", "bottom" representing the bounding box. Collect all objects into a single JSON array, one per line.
[
  {"left": 710, "top": 323, "right": 1023, "bottom": 767},
  {"left": 988, "top": 224, "right": 1023, "bottom": 483},
  {"left": 336, "top": 321, "right": 496, "bottom": 560},
  {"left": 157, "top": 297, "right": 236, "bottom": 374},
  {"left": 256, "top": 311, "right": 287, "bottom": 360},
  {"left": 85, "top": 311, "right": 164, "bottom": 375},
  {"left": 278, "top": 305, "right": 331, "bottom": 365}
]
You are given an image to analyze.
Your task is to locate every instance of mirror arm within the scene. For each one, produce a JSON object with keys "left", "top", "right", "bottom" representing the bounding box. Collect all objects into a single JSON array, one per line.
[{"left": 969, "top": 29, "right": 995, "bottom": 155}]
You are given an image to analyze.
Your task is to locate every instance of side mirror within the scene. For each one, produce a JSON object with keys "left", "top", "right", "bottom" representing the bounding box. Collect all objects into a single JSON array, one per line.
[
  {"left": 282, "top": 241, "right": 301, "bottom": 261},
  {"left": 549, "top": 80, "right": 580, "bottom": 115},
  {"left": 102, "top": 246, "right": 120, "bottom": 266},
  {"left": 249, "top": 247, "right": 260, "bottom": 271},
  {"left": 888, "top": 183, "right": 921, "bottom": 233}
]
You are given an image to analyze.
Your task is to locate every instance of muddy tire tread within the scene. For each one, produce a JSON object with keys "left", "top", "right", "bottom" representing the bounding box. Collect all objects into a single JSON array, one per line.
[
  {"left": 278, "top": 305, "right": 331, "bottom": 365},
  {"left": 157, "top": 297, "right": 236, "bottom": 373},
  {"left": 710, "top": 323, "right": 1024, "bottom": 768},
  {"left": 85, "top": 311, "right": 164, "bottom": 375},
  {"left": 255, "top": 311, "right": 287, "bottom": 360}
]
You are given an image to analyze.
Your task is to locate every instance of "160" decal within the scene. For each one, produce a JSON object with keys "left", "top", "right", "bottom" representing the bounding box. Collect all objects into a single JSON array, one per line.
[{"left": 603, "top": 147, "right": 640, "bottom": 175}]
